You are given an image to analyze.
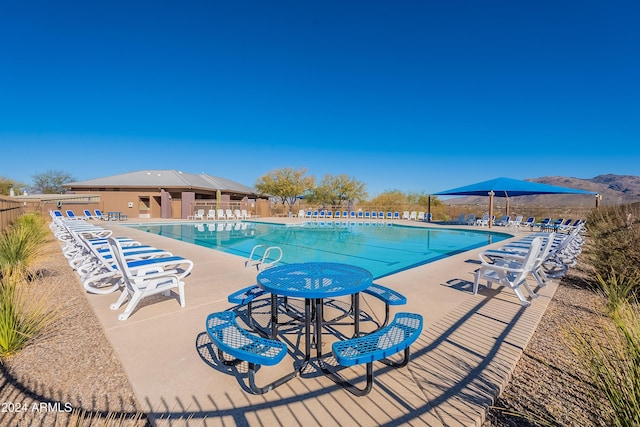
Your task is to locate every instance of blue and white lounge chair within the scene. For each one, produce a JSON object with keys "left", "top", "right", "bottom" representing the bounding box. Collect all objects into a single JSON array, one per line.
[
  {"left": 94, "top": 209, "right": 108, "bottom": 220},
  {"left": 107, "top": 237, "right": 193, "bottom": 320},
  {"left": 66, "top": 210, "right": 82, "bottom": 220}
]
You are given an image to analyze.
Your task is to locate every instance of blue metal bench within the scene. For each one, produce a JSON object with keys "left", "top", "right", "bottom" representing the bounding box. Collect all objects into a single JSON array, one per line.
[
  {"left": 227, "top": 285, "right": 269, "bottom": 328},
  {"left": 228, "top": 285, "right": 267, "bottom": 305},
  {"left": 362, "top": 283, "right": 407, "bottom": 328},
  {"left": 330, "top": 312, "right": 423, "bottom": 396},
  {"left": 205, "top": 311, "right": 297, "bottom": 394}
]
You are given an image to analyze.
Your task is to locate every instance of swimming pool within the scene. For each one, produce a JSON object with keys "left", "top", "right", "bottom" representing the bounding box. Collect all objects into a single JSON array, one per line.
[{"left": 125, "top": 221, "right": 511, "bottom": 279}]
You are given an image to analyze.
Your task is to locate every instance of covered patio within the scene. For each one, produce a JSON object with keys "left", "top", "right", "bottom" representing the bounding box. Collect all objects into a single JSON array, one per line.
[{"left": 432, "top": 177, "right": 598, "bottom": 228}]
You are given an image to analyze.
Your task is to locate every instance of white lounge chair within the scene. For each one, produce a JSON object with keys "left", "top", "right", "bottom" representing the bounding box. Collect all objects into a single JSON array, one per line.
[
  {"left": 520, "top": 217, "right": 535, "bottom": 229},
  {"left": 409, "top": 211, "right": 417, "bottom": 221},
  {"left": 507, "top": 215, "right": 523, "bottom": 229},
  {"left": 94, "top": 209, "right": 108, "bottom": 221},
  {"left": 241, "top": 209, "right": 251, "bottom": 219},
  {"left": 206, "top": 209, "right": 216, "bottom": 220},
  {"left": 476, "top": 213, "right": 491, "bottom": 227},
  {"left": 494, "top": 215, "right": 510, "bottom": 227},
  {"left": 473, "top": 236, "right": 543, "bottom": 307},
  {"left": 107, "top": 237, "right": 192, "bottom": 320},
  {"left": 79, "top": 235, "right": 181, "bottom": 295},
  {"left": 466, "top": 214, "right": 476, "bottom": 225},
  {"left": 417, "top": 211, "right": 425, "bottom": 221},
  {"left": 83, "top": 209, "right": 98, "bottom": 220},
  {"left": 481, "top": 232, "right": 557, "bottom": 289},
  {"left": 217, "top": 209, "right": 226, "bottom": 220},
  {"left": 226, "top": 209, "right": 236, "bottom": 220},
  {"left": 193, "top": 209, "right": 205, "bottom": 220},
  {"left": 402, "top": 211, "right": 410, "bottom": 220},
  {"left": 66, "top": 210, "right": 83, "bottom": 220}
]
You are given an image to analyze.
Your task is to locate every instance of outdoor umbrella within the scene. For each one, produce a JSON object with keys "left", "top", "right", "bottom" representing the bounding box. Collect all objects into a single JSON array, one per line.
[{"left": 432, "top": 177, "right": 598, "bottom": 228}]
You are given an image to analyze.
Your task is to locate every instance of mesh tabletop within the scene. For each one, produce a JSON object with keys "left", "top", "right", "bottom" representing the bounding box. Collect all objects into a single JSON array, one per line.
[{"left": 257, "top": 262, "right": 373, "bottom": 298}]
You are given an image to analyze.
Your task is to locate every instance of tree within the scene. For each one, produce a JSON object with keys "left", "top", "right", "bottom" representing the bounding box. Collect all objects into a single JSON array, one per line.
[
  {"left": 369, "top": 190, "right": 407, "bottom": 211},
  {"left": 31, "top": 170, "right": 75, "bottom": 194},
  {"left": 0, "top": 177, "right": 27, "bottom": 196},
  {"left": 407, "top": 191, "right": 441, "bottom": 209},
  {"left": 254, "top": 168, "right": 315, "bottom": 212},
  {"left": 313, "top": 174, "right": 368, "bottom": 208}
]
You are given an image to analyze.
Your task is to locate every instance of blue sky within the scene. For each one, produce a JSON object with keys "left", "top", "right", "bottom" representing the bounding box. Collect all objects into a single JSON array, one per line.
[{"left": 1, "top": 1, "right": 638, "bottom": 196}]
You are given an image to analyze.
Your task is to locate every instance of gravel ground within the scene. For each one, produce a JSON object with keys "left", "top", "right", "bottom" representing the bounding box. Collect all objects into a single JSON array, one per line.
[
  {"left": 483, "top": 263, "right": 607, "bottom": 427},
  {"left": 1, "top": 236, "right": 606, "bottom": 426},
  {"left": 0, "top": 239, "right": 148, "bottom": 426}
]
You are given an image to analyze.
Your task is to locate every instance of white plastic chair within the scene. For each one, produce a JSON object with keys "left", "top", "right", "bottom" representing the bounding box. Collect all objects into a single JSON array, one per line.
[
  {"left": 193, "top": 209, "right": 205, "bottom": 220},
  {"left": 107, "top": 237, "right": 192, "bottom": 320},
  {"left": 473, "top": 237, "right": 543, "bottom": 307}
]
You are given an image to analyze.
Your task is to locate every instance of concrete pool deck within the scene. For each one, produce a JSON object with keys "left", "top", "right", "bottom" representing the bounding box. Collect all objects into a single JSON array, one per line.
[{"left": 86, "top": 218, "right": 558, "bottom": 426}]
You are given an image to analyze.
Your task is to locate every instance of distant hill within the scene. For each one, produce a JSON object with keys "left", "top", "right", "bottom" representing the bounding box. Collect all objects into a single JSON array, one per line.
[{"left": 441, "top": 174, "right": 640, "bottom": 208}]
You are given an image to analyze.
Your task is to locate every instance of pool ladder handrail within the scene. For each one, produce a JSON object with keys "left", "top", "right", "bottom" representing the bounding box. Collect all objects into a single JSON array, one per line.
[{"left": 245, "top": 245, "right": 283, "bottom": 271}]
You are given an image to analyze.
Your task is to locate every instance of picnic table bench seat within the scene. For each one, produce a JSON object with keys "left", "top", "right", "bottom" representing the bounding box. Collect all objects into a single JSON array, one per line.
[
  {"left": 362, "top": 283, "right": 407, "bottom": 328},
  {"left": 206, "top": 311, "right": 297, "bottom": 394},
  {"left": 227, "top": 285, "right": 268, "bottom": 305},
  {"left": 330, "top": 312, "right": 423, "bottom": 396},
  {"left": 227, "top": 285, "right": 271, "bottom": 328}
]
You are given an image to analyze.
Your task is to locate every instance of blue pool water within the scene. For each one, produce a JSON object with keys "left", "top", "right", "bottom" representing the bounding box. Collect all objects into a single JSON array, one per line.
[{"left": 125, "top": 221, "right": 511, "bottom": 279}]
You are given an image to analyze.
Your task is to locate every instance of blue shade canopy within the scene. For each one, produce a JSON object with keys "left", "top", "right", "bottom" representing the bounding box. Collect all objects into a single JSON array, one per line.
[{"left": 433, "top": 177, "right": 597, "bottom": 197}]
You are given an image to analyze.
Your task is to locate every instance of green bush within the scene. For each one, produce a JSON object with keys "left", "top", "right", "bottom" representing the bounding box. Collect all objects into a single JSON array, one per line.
[
  {"left": 0, "top": 213, "right": 49, "bottom": 279},
  {"left": 0, "top": 276, "right": 58, "bottom": 357},
  {"left": 585, "top": 205, "right": 640, "bottom": 292},
  {"left": 567, "top": 301, "right": 640, "bottom": 427},
  {"left": 597, "top": 273, "right": 638, "bottom": 317}
]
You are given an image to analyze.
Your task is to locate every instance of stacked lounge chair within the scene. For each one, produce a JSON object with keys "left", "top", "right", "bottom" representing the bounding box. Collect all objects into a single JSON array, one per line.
[
  {"left": 473, "top": 223, "right": 585, "bottom": 306},
  {"left": 49, "top": 211, "right": 194, "bottom": 320}
]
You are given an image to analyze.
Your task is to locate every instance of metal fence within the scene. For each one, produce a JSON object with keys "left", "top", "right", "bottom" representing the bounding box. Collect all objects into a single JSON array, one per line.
[{"left": 0, "top": 196, "right": 24, "bottom": 233}]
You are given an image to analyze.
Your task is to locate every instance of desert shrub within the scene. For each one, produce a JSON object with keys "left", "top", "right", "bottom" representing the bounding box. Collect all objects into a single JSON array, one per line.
[
  {"left": 0, "top": 276, "right": 58, "bottom": 357},
  {"left": 585, "top": 205, "right": 640, "bottom": 290},
  {"left": 567, "top": 300, "right": 640, "bottom": 427},
  {"left": 596, "top": 273, "right": 638, "bottom": 317},
  {"left": 0, "top": 212, "right": 49, "bottom": 279}
]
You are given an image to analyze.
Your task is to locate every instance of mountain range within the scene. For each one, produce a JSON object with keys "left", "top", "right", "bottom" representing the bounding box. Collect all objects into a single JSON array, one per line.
[{"left": 440, "top": 174, "right": 640, "bottom": 207}]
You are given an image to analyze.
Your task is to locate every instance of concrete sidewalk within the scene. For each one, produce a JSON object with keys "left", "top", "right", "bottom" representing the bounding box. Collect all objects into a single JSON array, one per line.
[{"left": 84, "top": 219, "right": 557, "bottom": 426}]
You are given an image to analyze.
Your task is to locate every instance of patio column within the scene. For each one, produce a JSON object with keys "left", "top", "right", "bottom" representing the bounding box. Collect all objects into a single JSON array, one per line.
[{"left": 488, "top": 191, "right": 495, "bottom": 229}]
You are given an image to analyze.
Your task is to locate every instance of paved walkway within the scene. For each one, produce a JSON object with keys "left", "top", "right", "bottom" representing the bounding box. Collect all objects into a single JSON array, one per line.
[{"left": 85, "top": 218, "right": 558, "bottom": 426}]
